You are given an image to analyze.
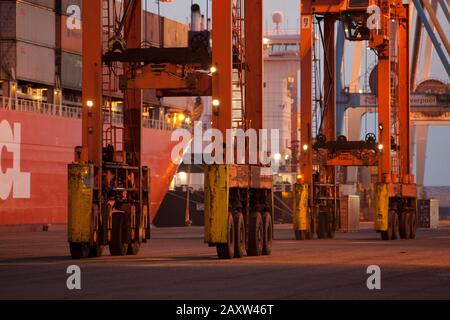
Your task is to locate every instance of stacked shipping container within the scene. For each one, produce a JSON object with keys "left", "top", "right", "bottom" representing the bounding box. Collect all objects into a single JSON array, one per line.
[
  {"left": 0, "top": 0, "right": 189, "bottom": 103},
  {"left": 0, "top": 1, "right": 55, "bottom": 86}
]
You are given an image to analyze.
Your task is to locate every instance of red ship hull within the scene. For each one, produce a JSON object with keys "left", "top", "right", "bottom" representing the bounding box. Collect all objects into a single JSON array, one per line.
[{"left": 0, "top": 108, "right": 180, "bottom": 226}]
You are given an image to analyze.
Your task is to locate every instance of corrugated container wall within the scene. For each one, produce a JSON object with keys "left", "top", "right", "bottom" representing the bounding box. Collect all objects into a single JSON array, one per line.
[
  {"left": 61, "top": 51, "right": 82, "bottom": 90},
  {"left": 0, "top": 40, "right": 55, "bottom": 85},
  {"left": 23, "top": 0, "right": 55, "bottom": 9},
  {"left": 17, "top": 41, "right": 55, "bottom": 84},
  {"left": 162, "top": 17, "right": 188, "bottom": 48},
  {"left": 0, "top": 2, "right": 55, "bottom": 48},
  {"left": 0, "top": 41, "right": 16, "bottom": 80},
  {"left": 60, "top": 14, "right": 82, "bottom": 54},
  {"left": 143, "top": 11, "right": 161, "bottom": 47}
]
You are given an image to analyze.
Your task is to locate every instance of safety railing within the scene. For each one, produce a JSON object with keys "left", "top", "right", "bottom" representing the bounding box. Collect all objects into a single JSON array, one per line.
[
  {"left": 0, "top": 96, "right": 189, "bottom": 132},
  {"left": 1, "top": 96, "right": 82, "bottom": 119}
]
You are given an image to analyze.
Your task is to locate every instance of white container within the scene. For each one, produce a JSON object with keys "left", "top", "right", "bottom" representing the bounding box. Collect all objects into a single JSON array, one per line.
[{"left": 418, "top": 199, "right": 440, "bottom": 229}]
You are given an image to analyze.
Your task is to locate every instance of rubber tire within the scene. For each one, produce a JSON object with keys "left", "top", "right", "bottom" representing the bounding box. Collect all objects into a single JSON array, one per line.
[
  {"left": 88, "top": 204, "right": 104, "bottom": 257},
  {"left": 127, "top": 241, "right": 141, "bottom": 255},
  {"left": 247, "top": 212, "right": 263, "bottom": 256},
  {"left": 216, "top": 213, "right": 235, "bottom": 259},
  {"left": 262, "top": 213, "right": 273, "bottom": 256},
  {"left": 233, "top": 212, "right": 245, "bottom": 258},
  {"left": 317, "top": 213, "right": 327, "bottom": 239},
  {"left": 381, "top": 211, "right": 394, "bottom": 240},
  {"left": 89, "top": 243, "right": 104, "bottom": 258},
  {"left": 295, "top": 230, "right": 307, "bottom": 240},
  {"left": 410, "top": 210, "right": 417, "bottom": 239},
  {"left": 327, "top": 212, "right": 335, "bottom": 239},
  {"left": 399, "top": 211, "right": 411, "bottom": 239},
  {"left": 392, "top": 212, "right": 400, "bottom": 240},
  {"left": 109, "top": 213, "right": 129, "bottom": 256},
  {"left": 70, "top": 242, "right": 90, "bottom": 259}
]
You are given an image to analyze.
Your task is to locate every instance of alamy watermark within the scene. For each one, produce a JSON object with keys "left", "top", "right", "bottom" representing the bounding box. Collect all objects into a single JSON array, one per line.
[
  {"left": 171, "top": 122, "right": 282, "bottom": 172},
  {"left": 366, "top": 265, "right": 381, "bottom": 290},
  {"left": 66, "top": 265, "right": 81, "bottom": 290},
  {"left": 66, "top": 5, "right": 81, "bottom": 31}
]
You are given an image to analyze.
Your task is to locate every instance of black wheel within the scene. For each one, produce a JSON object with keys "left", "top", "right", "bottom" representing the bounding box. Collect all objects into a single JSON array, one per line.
[
  {"left": 295, "top": 230, "right": 307, "bottom": 240},
  {"left": 142, "top": 204, "right": 151, "bottom": 240},
  {"left": 89, "top": 243, "right": 104, "bottom": 258},
  {"left": 247, "top": 212, "right": 263, "bottom": 256},
  {"left": 89, "top": 204, "right": 104, "bottom": 257},
  {"left": 317, "top": 212, "right": 327, "bottom": 239},
  {"left": 327, "top": 211, "right": 335, "bottom": 239},
  {"left": 70, "top": 242, "right": 90, "bottom": 259},
  {"left": 381, "top": 211, "right": 394, "bottom": 240},
  {"left": 399, "top": 210, "right": 411, "bottom": 239},
  {"left": 233, "top": 212, "right": 245, "bottom": 258},
  {"left": 109, "top": 213, "right": 129, "bottom": 256},
  {"left": 216, "top": 213, "right": 235, "bottom": 259},
  {"left": 262, "top": 213, "right": 273, "bottom": 256},
  {"left": 392, "top": 212, "right": 400, "bottom": 240},
  {"left": 127, "top": 241, "right": 141, "bottom": 255},
  {"left": 410, "top": 210, "right": 417, "bottom": 239}
]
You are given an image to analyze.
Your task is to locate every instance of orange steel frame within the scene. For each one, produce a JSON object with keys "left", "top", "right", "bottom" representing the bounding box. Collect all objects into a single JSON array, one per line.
[
  {"left": 81, "top": 0, "right": 144, "bottom": 191},
  {"left": 81, "top": 1, "right": 103, "bottom": 167},
  {"left": 81, "top": 0, "right": 264, "bottom": 168},
  {"left": 211, "top": 0, "right": 264, "bottom": 146},
  {"left": 299, "top": 1, "right": 416, "bottom": 232}
]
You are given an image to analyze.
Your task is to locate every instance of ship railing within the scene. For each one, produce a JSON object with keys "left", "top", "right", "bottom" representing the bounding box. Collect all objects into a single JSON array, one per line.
[
  {"left": 1, "top": 96, "right": 190, "bottom": 131},
  {"left": 0, "top": 96, "right": 82, "bottom": 119},
  {"left": 144, "top": 118, "right": 191, "bottom": 131}
]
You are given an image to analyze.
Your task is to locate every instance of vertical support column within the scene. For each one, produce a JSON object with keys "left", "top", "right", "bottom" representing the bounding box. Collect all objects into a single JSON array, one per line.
[
  {"left": 375, "top": 3, "right": 391, "bottom": 182},
  {"left": 414, "top": 124, "right": 429, "bottom": 186},
  {"left": 211, "top": 1, "right": 232, "bottom": 138},
  {"left": 323, "top": 16, "right": 336, "bottom": 184},
  {"left": 410, "top": 3, "right": 422, "bottom": 91},
  {"left": 245, "top": 0, "right": 264, "bottom": 132},
  {"left": 81, "top": 0, "right": 103, "bottom": 165},
  {"left": 398, "top": 5, "right": 411, "bottom": 179},
  {"left": 421, "top": 0, "right": 439, "bottom": 81},
  {"left": 299, "top": 1, "right": 313, "bottom": 186},
  {"left": 124, "top": 0, "right": 143, "bottom": 168}
]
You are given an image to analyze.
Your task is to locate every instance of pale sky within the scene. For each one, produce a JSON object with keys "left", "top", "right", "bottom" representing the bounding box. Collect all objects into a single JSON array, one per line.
[{"left": 145, "top": 0, "right": 450, "bottom": 186}]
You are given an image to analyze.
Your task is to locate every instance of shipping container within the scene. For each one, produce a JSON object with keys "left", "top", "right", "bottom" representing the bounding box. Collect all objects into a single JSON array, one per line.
[
  {"left": 143, "top": 11, "right": 162, "bottom": 47},
  {"left": 162, "top": 17, "right": 188, "bottom": 48},
  {"left": 0, "top": 2, "right": 55, "bottom": 48},
  {"left": 57, "top": 11, "right": 160, "bottom": 54},
  {"left": 418, "top": 199, "right": 440, "bottom": 229},
  {"left": 23, "top": 0, "right": 55, "bottom": 9},
  {"left": 60, "top": 15, "right": 82, "bottom": 54},
  {"left": 61, "top": 0, "right": 82, "bottom": 16},
  {"left": 339, "top": 195, "right": 360, "bottom": 232},
  {"left": 60, "top": 51, "right": 82, "bottom": 90},
  {"left": 0, "top": 40, "right": 55, "bottom": 85}
]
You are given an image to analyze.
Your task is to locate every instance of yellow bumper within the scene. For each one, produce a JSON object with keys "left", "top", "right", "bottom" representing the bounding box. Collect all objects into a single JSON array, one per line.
[{"left": 67, "top": 164, "right": 94, "bottom": 243}]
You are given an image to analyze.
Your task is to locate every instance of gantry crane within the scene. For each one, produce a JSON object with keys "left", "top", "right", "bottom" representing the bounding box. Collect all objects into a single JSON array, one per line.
[
  {"left": 204, "top": 0, "right": 274, "bottom": 259},
  {"left": 294, "top": 0, "right": 417, "bottom": 241},
  {"left": 67, "top": 0, "right": 272, "bottom": 260}
]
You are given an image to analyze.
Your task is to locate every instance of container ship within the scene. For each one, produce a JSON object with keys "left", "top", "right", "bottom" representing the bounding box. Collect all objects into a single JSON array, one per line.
[{"left": 0, "top": 0, "right": 192, "bottom": 228}]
